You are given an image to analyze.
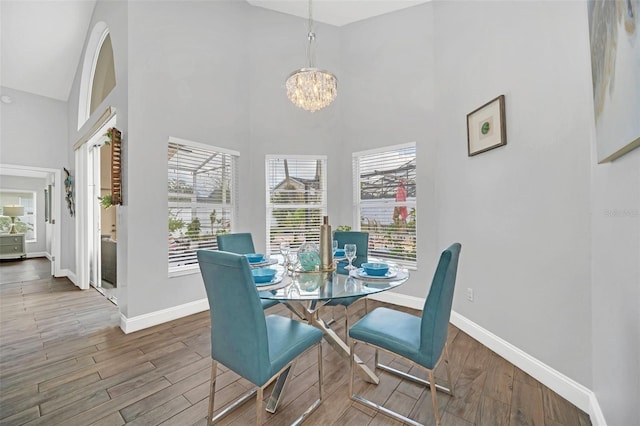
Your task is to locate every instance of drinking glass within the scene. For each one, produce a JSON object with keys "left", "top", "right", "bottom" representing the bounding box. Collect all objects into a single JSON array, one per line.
[
  {"left": 332, "top": 239, "right": 338, "bottom": 253},
  {"left": 280, "top": 242, "right": 290, "bottom": 268},
  {"left": 344, "top": 243, "right": 357, "bottom": 271},
  {"left": 286, "top": 251, "right": 299, "bottom": 275}
]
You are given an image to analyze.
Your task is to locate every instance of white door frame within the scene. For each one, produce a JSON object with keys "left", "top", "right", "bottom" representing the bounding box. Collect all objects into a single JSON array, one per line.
[
  {"left": 75, "top": 116, "right": 115, "bottom": 290},
  {"left": 0, "top": 163, "right": 62, "bottom": 277}
]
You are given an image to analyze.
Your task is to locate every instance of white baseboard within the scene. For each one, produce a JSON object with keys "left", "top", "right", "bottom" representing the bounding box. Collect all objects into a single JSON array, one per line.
[
  {"left": 59, "top": 269, "right": 77, "bottom": 285},
  {"left": 26, "top": 252, "right": 47, "bottom": 258},
  {"left": 120, "top": 298, "right": 210, "bottom": 334},
  {"left": 368, "top": 290, "right": 424, "bottom": 310},
  {"left": 588, "top": 391, "right": 607, "bottom": 426},
  {"left": 371, "top": 291, "right": 606, "bottom": 426}
]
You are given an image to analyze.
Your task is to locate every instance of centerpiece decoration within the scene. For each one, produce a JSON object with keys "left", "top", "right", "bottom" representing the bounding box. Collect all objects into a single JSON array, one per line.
[{"left": 298, "top": 242, "right": 321, "bottom": 271}]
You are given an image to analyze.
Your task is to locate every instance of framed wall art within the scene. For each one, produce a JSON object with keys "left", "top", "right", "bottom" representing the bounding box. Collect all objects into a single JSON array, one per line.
[
  {"left": 588, "top": 0, "right": 640, "bottom": 163},
  {"left": 467, "top": 95, "right": 507, "bottom": 156}
]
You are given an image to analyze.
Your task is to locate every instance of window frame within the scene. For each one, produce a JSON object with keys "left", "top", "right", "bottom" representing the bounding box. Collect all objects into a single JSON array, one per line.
[
  {"left": 265, "top": 155, "right": 328, "bottom": 257},
  {"left": 168, "top": 137, "right": 239, "bottom": 277},
  {"left": 352, "top": 142, "right": 417, "bottom": 268}
]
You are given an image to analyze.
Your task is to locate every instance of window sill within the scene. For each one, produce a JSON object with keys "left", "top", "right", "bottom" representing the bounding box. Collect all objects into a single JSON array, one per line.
[{"left": 169, "top": 266, "right": 199, "bottom": 278}]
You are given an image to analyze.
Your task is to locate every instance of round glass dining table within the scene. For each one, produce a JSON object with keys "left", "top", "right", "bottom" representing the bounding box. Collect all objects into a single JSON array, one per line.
[
  {"left": 254, "top": 263, "right": 410, "bottom": 413},
  {"left": 258, "top": 267, "right": 409, "bottom": 306}
]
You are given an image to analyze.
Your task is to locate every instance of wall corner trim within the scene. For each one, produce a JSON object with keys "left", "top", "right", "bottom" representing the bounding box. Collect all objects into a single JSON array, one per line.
[
  {"left": 59, "top": 269, "right": 77, "bottom": 285},
  {"left": 119, "top": 298, "right": 210, "bottom": 334},
  {"left": 370, "top": 291, "right": 606, "bottom": 425}
]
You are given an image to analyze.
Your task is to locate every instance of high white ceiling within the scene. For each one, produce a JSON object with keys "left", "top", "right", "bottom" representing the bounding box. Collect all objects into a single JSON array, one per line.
[
  {"left": 1, "top": 0, "right": 97, "bottom": 101},
  {"left": 247, "top": 0, "right": 430, "bottom": 27},
  {"left": 0, "top": 0, "right": 429, "bottom": 102}
]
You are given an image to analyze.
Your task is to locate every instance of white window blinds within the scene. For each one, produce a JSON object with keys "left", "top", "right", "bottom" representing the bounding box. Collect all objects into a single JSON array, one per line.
[
  {"left": 353, "top": 143, "right": 416, "bottom": 266},
  {"left": 168, "top": 138, "right": 238, "bottom": 274},
  {"left": 266, "top": 156, "right": 327, "bottom": 256}
]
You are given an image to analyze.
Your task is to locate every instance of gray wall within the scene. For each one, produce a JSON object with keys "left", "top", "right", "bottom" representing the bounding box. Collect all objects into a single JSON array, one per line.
[
  {"left": 340, "top": 3, "right": 437, "bottom": 299},
  {"left": 591, "top": 124, "right": 640, "bottom": 422},
  {"left": 122, "top": 1, "right": 343, "bottom": 318},
  {"left": 247, "top": 5, "right": 342, "bottom": 250},
  {"left": 434, "top": 0, "right": 592, "bottom": 387},
  {"left": 0, "top": 175, "right": 47, "bottom": 254},
  {"left": 0, "top": 86, "right": 68, "bottom": 265},
  {"left": 125, "top": 0, "right": 253, "bottom": 316}
]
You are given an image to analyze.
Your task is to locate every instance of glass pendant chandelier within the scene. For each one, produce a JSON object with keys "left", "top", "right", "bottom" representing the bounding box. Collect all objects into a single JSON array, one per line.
[{"left": 286, "top": 0, "right": 337, "bottom": 112}]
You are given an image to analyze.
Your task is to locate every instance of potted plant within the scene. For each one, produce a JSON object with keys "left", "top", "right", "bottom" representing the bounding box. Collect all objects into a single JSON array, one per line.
[{"left": 98, "top": 194, "right": 115, "bottom": 209}]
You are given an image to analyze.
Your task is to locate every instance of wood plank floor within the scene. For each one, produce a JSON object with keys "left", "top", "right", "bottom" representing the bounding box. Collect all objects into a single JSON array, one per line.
[{"left": 0, "top": 258, "right": 592, "bottom": 426}]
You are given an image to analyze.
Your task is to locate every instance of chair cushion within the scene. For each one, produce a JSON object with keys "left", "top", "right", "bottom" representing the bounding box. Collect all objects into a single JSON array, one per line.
[
  {"left": 349, "top": 307, "right": 435, "bottom": 368},
  {"left": 261, "top": 299, "right": 280, "bottom": 310},
  {"left": 324, "top": 295, "right": 362, "bottom": 307},
  {"left": 266, "top": 315, "right": 323, "bottom": 380}
]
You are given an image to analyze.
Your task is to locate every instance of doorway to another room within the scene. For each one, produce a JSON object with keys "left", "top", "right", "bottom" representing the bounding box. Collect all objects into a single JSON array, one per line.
[
  {"left": 0, "top": 164, "right": 62, "bottom": 276},
  {"left": 94, "top": 138, "right": 118, "bottom": 303},
  {"left": 75, "top": 115, "right": 119, "bottom": 305}
]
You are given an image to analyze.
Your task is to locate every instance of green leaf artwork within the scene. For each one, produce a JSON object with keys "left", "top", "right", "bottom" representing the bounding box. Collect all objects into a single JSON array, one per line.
[{"left": 481, "top": 121, "right": 490, "bottom": 135}]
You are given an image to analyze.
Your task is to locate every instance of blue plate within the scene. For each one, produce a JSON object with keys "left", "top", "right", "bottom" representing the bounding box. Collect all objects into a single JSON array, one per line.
[
  {"left": 245, "top": 253, "right": 265, "bottom": 263},
  {"left": 362, "top": 262, "right": 389, "bottom": 276},
  {"left": 252, "top": 268, "right": 276, "bottom": 283},
  {"left": 355, "top": 268, "right": 397, "bottom": 280},
  {"left": 255, "top": 275, "right": 283, "bottom": 287}
]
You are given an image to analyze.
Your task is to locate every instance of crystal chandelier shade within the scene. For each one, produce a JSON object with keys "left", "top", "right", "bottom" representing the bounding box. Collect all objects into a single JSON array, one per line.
[
  {"left": 285, "top": 0, "right": 337, "bottom": 112},
  {"left": 286, "top": 68, "right": 337, "bottom": 113}
]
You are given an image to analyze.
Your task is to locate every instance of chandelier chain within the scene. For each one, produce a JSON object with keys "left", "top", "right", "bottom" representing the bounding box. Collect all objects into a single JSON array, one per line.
[{"left": 307, "top": 0, "right": 315, "bottom": 68}]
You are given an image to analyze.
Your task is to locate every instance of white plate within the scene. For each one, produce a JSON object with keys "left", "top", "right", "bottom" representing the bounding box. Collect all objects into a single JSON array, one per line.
[
  {"left": 255, "top": 275, "right": 283, "bottom": 287},
  {"left": 354, "top": 268, "right": 397, "bottom": 280},
  {"left": 250, "top": 258, "right": 278, "bottom": 267}
]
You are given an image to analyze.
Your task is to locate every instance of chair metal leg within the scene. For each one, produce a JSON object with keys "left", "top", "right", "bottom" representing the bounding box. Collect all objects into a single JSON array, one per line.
[
  {"left": 443, "top": 343, "right": 454, "bottom": 395},
  {"left": 208, "top": 360, "right": 217, "bottom": 426},
  {"left": 428, "top": 369, "right": 441, "bottom": 426},
  {"left": 318, "top": 343, "right": 324, "bottom": 401},
  {"left": 350, "top": 340, "right": 451, "bottom": 426},
  {"left": 344, "top": 306, "right": 349, "bottom": 342},
  {"left": 375, "top": 345, "right": 453, "bottom": 395},
  {"left": 209, "top": 358, "right": 258, "bottom": 424},
  {"left": 212, "top": 388, "right": 257, "bottom": 424},
  {"left": 255, "top": 387, "right": 263, "bottom": 425},
  {"left": 290, "top": 343, "right": 323, "bottom": 426},
  {"left": 265, "top": 364, "right": 294, "bottom": 413},
  {"left": 325, "top": 306, "right": 338, "bottom": 327},
  {"left": 349, "top": 340, "right": 355, "bottom": 398}
]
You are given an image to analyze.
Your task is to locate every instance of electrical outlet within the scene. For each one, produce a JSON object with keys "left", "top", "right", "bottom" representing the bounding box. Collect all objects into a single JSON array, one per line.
[{"left": 466, "top": 288, "right": 474, "bottom": 302}]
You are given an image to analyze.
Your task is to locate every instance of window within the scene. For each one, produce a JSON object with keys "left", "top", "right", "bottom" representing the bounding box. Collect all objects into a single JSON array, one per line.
[
  {"left": 266, "top": 156, "right": 327, "bottom": 255},
  {"left": 168, "top": 137, "right": 238, "bottom": 275},
  {"left": 353, "top": 143, "right": 416, "bottom": 266},
  {"left": 78, "top": 22, "right": 116, "bottom": 130},
  {"left": 0, "top": 191, "right": 37, "bottom": 242},
  {"left": 90, "top": 32, "right": 116, "bottom": 115}
]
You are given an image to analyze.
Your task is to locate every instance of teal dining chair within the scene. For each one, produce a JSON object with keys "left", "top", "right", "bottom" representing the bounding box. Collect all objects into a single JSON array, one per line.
[
  {"left": 348, "top": 243, "right": 462, "bottom": 426},
  {"left": 334, "top": 231, "right": 369, "bottom": 275},
  {"left": 197, "top": 250, "right": 323, "bottom": 425},
  {"left": 323, "top": 231, "right": 369, "bottom": 339},
  {"left": 216, "top": 233, "right": 278, "bottom": 311},
  {"left": 216, "top": 232, "right": 255, "bottom": 254}
]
